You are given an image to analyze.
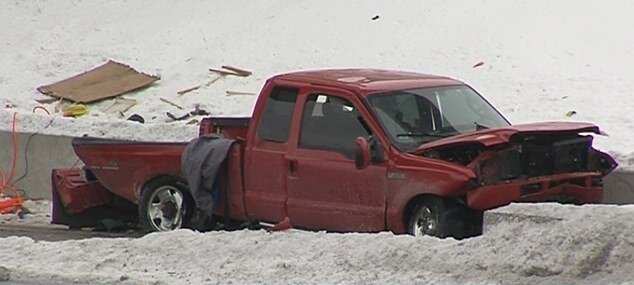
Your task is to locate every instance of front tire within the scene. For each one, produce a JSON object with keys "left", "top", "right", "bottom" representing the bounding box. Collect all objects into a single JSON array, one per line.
[
  {"left": 138, "top": 177, "right": 193, "bottom": 232},
  {"left": 407, "top": 197, "right": 482, "bottom": 239}
]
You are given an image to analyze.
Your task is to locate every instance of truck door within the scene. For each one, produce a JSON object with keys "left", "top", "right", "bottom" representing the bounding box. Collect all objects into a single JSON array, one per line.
[
  {"left": 244, "top": 86, "right": 300, "bottom": 222},
  {"left": 286, "top": 91, "right": 388, "bottom": 232}
]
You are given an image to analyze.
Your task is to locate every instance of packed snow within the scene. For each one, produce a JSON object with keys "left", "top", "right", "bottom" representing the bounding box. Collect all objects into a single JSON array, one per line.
[
  {"left": 0, "top": 201, "right": 633, "bottom": 284},
  {"left": 1, "top": 0, "right": 633, "bottom": 284}
]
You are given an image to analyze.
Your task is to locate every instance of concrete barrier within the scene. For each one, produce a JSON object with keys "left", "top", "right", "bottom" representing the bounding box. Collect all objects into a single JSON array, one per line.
[
  {"left": 0, "top": 131, "right": 78, "bottom": 199},
  {"left": 2, "top": 130, "right": 634, "bottom": 203},
  {"left": 603, "top": 171, "right": 634, "bottom": 204}
]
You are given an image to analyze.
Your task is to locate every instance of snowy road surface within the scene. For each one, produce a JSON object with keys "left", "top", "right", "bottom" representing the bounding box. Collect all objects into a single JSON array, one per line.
[{"left": 0, "top": 201, "right": 632, "bottom": 284}]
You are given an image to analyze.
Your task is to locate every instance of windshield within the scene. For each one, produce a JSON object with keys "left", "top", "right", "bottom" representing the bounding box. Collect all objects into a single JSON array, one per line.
[{"left": 367, "top": 85, "right": 510, "bottom": 152}]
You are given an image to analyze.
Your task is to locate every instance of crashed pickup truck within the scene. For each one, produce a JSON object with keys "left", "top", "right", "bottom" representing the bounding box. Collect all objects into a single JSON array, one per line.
[{"left": 51, "top": 69, "right": 617, "bottom": 239}]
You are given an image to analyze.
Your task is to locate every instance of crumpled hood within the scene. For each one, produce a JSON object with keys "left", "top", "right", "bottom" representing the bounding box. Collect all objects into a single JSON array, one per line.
[{"left": 415, "top": 121, "right": 601, "bottom": 153}]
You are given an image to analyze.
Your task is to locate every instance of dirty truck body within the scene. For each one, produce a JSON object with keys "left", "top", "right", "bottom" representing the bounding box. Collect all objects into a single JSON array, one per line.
[{"left": 52, "top": 69, "right": 616, "bottom": 238}]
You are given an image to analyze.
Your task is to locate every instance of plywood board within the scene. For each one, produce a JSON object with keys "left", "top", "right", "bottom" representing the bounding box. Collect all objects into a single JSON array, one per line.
[{"left": 37, "top": 60, "right": 159, "bottom": 103}]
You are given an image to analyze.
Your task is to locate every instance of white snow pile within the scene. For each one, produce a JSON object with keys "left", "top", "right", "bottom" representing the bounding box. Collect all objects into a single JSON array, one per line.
[
  {"left": 0, "top": 203, "right": 632, "bottom": 284},
  {"left": 1, "top": 0, "right": 634, "bottom": 166}
]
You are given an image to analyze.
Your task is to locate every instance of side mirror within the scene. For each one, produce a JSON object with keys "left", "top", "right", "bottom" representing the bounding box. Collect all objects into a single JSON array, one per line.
[{"left": 354, "top": 136, "right": 371, "bottom": 169}]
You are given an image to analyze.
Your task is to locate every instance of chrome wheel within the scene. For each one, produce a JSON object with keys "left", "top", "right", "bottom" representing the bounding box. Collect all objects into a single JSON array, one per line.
[
  {"left": 411, "top": 205, "right": 437, "bottom": 237},
  {"left": 145, "top": 185, "right": 185, "bottom": 231}
]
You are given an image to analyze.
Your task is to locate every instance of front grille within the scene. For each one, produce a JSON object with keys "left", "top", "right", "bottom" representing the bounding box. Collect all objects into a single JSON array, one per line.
[
  {"left": 551, "top": 137, "right": 590, "bottom": 173},
  {"left": 479, "top": 148, "right": 522, "bottom": 185},
  {"left": 520, "top": 136, "right": 590, "bottom": 177},
  {"left": 478, "top": 135, "right": 591, "bottom": 184}
]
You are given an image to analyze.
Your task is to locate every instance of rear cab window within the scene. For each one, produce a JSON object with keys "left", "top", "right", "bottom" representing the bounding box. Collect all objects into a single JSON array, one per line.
[{"left": 257, "top": 86, "right": 299, "bottom": 142}]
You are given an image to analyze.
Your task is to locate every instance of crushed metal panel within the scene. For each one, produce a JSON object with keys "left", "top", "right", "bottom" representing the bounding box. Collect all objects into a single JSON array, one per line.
[{"left": 37, "top": 60, "right": 159, "bottom": 103}]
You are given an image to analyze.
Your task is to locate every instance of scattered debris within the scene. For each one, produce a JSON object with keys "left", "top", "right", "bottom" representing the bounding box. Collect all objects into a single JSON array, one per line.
[
  {"left": 127, "top": 114, "right": 145, "bottom": 124},
  {"left": 266, "top": 216, "right": 292, "bottom": 232},
  {"left": 37, "top": 60, "right": 160, "bottom": 103},
  {"left": 566, "top": 110, "right": 577, "bottom": 117},
  {"left": 177, "top": 74, "right": 225, "bottom": 96},
  {"left": 186, "top": 119, "right": 199, "bottom": 125},
  {"left": 102, "top": 97, "right": 137, "bottom": 114},
  {"left": 160, "top": 97, "right": 183, "bottom": 110},
  {"left": 63, "top": 103, "right": 88, "bottom": 117},
  {"left": 473, "top": 61, "right": 485, "bottom": 68},
  {"left": 208, "top": 67, "right": 243, "bottom": 77},
  {"left": 54, "top": 97, "right": 66, "bottom": 113},
  {"left": 177, "top": 85, "right": 202, "bottom": 95},
  {"left": 190, "top": 104, "right": 210, "bottom": 116},
  {"left": 221, "top": 65, "right": 252, "bottom": 77},
  {"left": 166, "top": 104, "right": 210, "bottom": 121},
  {"left": 226, "top": 90, "right": 256, "bottom": 96},
  {"left": 179, "top": 65, "right": 250, "bottom": 96},
  {"left": 32, "top": 106, "right": 51, "bottom": 115},
  {"left": 166, "top": 111, "right": 189, "bottom": 121},
  {"left": 209, "top": 65, "right": 252, "bottom": 77}
]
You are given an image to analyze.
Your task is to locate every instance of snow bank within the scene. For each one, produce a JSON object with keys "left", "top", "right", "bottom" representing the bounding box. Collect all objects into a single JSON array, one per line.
[
  {"left": 1, "top": 0, "right": 634, "bottom": 165},
  {"left": 0, "top": 203, "right": 632, "bottom": 284}
]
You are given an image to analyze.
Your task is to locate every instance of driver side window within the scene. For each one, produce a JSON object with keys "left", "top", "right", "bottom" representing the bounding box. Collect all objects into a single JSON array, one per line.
[{"left": 299, "top": 94, "right": 370, "bottom": 159}]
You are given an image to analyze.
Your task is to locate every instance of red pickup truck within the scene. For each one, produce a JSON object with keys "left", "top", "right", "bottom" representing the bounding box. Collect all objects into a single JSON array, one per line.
[{"left": 51, "top": 69, "right": 616, "bottom": 238}]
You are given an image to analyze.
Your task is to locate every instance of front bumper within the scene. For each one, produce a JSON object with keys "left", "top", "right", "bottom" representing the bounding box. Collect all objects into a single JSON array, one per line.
[{"left": 467, "top": 172, "right": 604, "bottom": 210}]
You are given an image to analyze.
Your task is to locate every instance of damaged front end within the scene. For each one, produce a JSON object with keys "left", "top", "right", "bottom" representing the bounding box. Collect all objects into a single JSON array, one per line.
[{"left": 418, "top": 123, "right": 618, "bottom": 210}]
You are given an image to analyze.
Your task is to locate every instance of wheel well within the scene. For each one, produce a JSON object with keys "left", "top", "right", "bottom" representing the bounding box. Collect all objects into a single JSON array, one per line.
[
  {"left": 140, "top": 175, "right": 193, "bottom": 206},
  {"left": 402, "top": 194, "right": 465, "bottom": 226}
]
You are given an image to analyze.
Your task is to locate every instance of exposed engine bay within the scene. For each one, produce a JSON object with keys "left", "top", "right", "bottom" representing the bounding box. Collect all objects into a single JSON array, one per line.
[{"left": 421, "top": 133, "right": 617, "bottom": 186}]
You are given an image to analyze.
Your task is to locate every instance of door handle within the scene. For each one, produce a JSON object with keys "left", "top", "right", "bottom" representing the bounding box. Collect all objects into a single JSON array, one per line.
[{"left": 288, "top": 159, "right": 298, "bottom": 177}]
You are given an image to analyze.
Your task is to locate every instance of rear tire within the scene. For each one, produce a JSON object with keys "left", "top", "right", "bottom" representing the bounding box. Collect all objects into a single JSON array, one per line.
[
  {"left": 138, "top": 177, "right": 193, "bottom": 232},
  {"left": 407, "top": 197, "right": 483, "bottom": 239}
]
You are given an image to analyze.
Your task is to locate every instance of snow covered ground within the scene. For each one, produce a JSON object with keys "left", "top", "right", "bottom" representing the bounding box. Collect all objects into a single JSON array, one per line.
[
  {"left": 1, "top": 0, "right": 634, "bottom": 284},
  {"left": 0, "top": 201, "right": 633, "bottom": 284}
]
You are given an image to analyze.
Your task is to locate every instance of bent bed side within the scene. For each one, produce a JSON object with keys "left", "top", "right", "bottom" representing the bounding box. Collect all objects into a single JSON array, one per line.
[{"left": 71, "top": 137, "right": 187, "bottom": 203}]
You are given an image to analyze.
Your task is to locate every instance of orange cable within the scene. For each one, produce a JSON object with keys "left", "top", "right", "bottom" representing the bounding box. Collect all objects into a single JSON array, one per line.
[{"left": 0, "top": 112, "right": 23, "bottom": 214}]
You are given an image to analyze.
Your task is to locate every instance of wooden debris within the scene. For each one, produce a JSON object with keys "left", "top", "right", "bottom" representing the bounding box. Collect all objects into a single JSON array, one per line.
[
  {"left": 186, "top": 118, "right": 199, "bottom": 125},
  {"left": 209, "top": 65, "right": 252, "bottom": 77},
  {"left": 37, "top": 60, "right": 159, "bottom": 103},
  {"left": 226, "top": 90, "right": 256, "bottom": 96},
  {"left": 102, "top": 97, "right": 138, "bottom": 114},
  {"left": 160, "top": 97, "right": 183, "bottom": 109},
  {"left": 177, "top": 74, "right": 225, "bottom": 96},
  {"left": 206, "top": 74, "right": 225, "bottom": 85},
  {"left": 221, "top": 65, "right": 252, "bottom": 77},
  {"left": 177, "top": 85, "right": 202, "bottom": 95},
  {"left": 209, "top": 68, "right": 242, "bottom": 77}
]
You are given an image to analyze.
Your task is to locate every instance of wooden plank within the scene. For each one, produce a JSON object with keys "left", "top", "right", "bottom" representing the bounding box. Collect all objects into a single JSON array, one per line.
[
  {"left": 208, "top": 68, "right": 241, "bottom": 77},
  {"left": 37, "top": 60, "right": 159, "bottom": 103},
  {"left": 221, "top": 65, "right": 252, "bottom": 77},
  {"left": 226, "top": 90, "right": 256, "bottom": 96},
  {"left": 160, "top": 97, "right": 183, "bottom": 109},
  {"left": 177, "top": 85, "right": 201, "bottom": 95},
  {"left": 177, "top": 74, "right": 225, "bottom": 96}
]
